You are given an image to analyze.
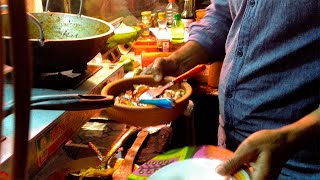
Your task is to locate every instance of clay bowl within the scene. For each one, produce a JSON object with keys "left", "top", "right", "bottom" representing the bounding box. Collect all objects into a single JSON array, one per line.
[{"left": 100, "top": 75, "right": 192, "bottom": 127}]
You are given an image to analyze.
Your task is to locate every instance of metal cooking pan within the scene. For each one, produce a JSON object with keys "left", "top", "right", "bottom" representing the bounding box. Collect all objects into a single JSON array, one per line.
[{"left": 1, "top": 11, "right": 114, "bottom": 73}]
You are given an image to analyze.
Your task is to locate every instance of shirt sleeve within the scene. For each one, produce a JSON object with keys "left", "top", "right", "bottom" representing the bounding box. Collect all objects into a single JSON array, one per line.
[{"left": 188, "top": 0, "right": 232, "bottom": 60}]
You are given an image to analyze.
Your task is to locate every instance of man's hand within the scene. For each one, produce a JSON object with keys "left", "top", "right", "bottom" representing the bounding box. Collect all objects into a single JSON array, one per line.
[
  {"left": 141, "top": 56, "right": 180, "bottom": 82},
  {"left": 141, "top": 41, "right": 209, "bottom": 82},
  {"left": 216, "top": 108, "right": 320, "bottom": 179},
  {"left": 216, "top": 129, "right": 293, "bottom": 180}
]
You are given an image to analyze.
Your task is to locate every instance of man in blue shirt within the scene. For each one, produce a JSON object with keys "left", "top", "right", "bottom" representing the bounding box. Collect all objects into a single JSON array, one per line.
[{"left": 143, "top": 0, "right": 319, "bottom": 179}]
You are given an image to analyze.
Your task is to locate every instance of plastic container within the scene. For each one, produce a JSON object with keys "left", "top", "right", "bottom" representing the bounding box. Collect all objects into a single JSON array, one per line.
[
  {"left": 208, "top": 61, "right": 223, "bottom": 87},
  {"left": 141, "top": 51, "right": 173, "bottom": 67},
  {"left": 132, "top": 38, "right": 159, "bottom": 55},
  {"left": 165, "top": 0, "right": 179, "bottom": 27}
]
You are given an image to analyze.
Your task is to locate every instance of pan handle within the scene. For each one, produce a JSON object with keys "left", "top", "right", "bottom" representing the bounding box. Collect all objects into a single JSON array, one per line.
[
  {"left": 1, "top": 4, "right": 45, "bottom": 45},
  {"left": 27, "top": 13, "right": 45, "bottom": 45},
  {"left": 3, "top": 94, "right": 114, "bottom": 117}
]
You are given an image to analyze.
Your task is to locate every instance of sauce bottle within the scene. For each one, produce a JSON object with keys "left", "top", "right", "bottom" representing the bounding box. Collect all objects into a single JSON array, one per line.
[
  {"left": 171, "top": 13, "right": 185, "bottom": 44},
  {"left": 181, "top": 0, "right": 195, "bottom": 28}
]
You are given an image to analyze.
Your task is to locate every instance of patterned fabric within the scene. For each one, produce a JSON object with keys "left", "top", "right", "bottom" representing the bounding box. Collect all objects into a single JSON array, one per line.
[
  {"left": 129, "top": 146, "right": 196, "bottom": 179},
  {"left": 189, "top": 0, "right": 320, "bottom": 178}
]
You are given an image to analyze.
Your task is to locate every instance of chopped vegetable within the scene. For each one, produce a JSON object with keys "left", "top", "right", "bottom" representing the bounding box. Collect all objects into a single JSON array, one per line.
[
  {"left": 116, "top": 55, "right": 140, "bottom": 72},
  {"left": 116, "top": 84, "right": 185, "bottom": 107},
  {"left": 133, "top": 68, "right": 143, "bottom": 76},
  {"left": 107, "top": 24, "right": 141, "bottom": 45}
]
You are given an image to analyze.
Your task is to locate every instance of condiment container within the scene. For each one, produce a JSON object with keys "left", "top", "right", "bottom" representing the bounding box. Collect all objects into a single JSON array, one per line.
[
  {"left": 141, "top": 51, "right": 173, "bottom": 68},
  {"left": 208, "top": 61, "right": 223, "bottom": 88},
  {"left": 157, "top": 12, "right": 171, "bottom": 52},
  {"left": 132, "top": 37, "right": 159, "bottom": 55},
  {"left": 141, "top": 11, "right": 152, "bottom": 37}
]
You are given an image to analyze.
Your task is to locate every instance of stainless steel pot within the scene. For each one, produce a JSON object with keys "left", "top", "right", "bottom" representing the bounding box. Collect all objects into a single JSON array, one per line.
[{"left": 2, "top": 11, "right": 114, "bottom": 73}]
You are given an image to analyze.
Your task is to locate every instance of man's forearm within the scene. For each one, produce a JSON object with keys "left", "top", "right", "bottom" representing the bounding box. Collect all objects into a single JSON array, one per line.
[{"left": 169, "top": 41, "right": 209, "bottom": 69}]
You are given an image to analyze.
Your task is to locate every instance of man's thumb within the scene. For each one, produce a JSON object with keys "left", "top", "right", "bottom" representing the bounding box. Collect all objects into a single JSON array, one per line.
[{"left": 215, "top": 158, "right": 240, "bottom": 176}]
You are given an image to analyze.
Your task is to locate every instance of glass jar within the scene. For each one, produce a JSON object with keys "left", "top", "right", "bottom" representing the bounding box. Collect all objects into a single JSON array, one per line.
[
  {"left": 157, "top": 12, "right": 171, "bottom": 52},
  {"left": 141, "top": 11, "right": 152, "bottom": 37}
]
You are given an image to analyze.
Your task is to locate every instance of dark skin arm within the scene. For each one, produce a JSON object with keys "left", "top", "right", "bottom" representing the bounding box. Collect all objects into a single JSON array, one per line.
[
  {"left": 216, "top": 107, "right": 320, "bottom": 179},
  {"left": 142, "top": 41, "right": 209, "bottom": 81}
]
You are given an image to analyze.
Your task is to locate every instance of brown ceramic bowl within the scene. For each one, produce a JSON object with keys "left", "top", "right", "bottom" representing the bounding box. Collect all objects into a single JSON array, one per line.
[{"left": 100, "top": 75, "right": 192, "bottom": 127}]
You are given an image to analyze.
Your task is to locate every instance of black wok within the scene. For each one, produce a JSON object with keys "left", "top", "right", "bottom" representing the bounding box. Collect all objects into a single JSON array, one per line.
[{"left": 2, "top": 12, "right": 114, "bottom": 73}]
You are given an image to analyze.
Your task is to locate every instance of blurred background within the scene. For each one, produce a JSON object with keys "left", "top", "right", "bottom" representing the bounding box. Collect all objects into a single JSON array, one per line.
[{"left": 7, "top": 0, "right": 211, "bottom": 25}]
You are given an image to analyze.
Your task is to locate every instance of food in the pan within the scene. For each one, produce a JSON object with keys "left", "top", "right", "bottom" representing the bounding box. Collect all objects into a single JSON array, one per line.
[{"left": 115, "top": 84, "right": 185, "bottom": 107}]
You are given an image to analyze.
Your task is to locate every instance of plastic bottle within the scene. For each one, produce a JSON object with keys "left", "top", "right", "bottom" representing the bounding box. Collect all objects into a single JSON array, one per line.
[
  {"left": 157, "top": 12, "right": 171, "bottom": 52},
  {"left": 181, "top": 0, "right": 195, "bottom": 28},
  {"left": 171, "top": 13, "right": 185, "bottom": 44},
  {"left": 165, "top": 0, "right": 179, "bottom": 27}
]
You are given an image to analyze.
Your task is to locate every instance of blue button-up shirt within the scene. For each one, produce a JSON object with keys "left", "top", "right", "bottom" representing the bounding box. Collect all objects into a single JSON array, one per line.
[{"left": 189, "top": 0, "right": 320, "bottom": 179}]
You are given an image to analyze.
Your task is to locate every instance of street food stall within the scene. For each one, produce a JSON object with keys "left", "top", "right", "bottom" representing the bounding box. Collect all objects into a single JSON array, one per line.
[{"left": 0, "top": 0, "right": 235, "bottom": 179}]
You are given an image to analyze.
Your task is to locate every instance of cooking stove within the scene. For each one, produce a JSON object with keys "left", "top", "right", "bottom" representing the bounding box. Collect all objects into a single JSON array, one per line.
[
  {"left": 1, "top": 51, "right": 125, "bottom": 177},
  {"left": 5, "top": 64, "right": 103, "bottom": 90},
  {"left": 33, "top": 64, "right": 102, "bottom": 90}
]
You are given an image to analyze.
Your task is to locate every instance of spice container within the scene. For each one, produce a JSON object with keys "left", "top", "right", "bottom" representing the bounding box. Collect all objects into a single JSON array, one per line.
[
  {"left": 132, "top": 37, "right": 159, "bottom": 55},
  {"left": 141, "top": 52, "right": 173, "bottom": 67},
  {"left": 141, "top": 11, "right": 152, "bottom": 37},
  {"left": 157, "top": 12, "right": 171, "bottom": 52}
]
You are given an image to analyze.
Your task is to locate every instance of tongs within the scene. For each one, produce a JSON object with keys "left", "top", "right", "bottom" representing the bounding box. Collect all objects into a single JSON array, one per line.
[
  {"left": 3, "top": 93, "right": 176, "bottom": 118},
  {"left": 2, "top": 94, "right": 115, "bottom": 117}
]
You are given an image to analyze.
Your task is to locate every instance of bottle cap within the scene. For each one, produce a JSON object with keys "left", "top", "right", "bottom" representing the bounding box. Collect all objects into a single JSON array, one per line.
[
  {"left": 141, "top": 11, "right": 152, "bottom": 16},
  {"left": 168, "top": 0, "right": 175, "bottom": 2},
  {"left": 158, "top": 12, "right": 166, "bottom": 20},
  {"left": 173, "top": 13, "right": 181, "bottom": 20}
]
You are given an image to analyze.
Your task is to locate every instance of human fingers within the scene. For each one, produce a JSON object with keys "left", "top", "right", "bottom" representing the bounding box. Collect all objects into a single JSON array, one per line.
[
  {"left": 216, "top": 140, "right": 258, "bottom": 176},
  {"left": 250, "top": 149, "right": 286, "bottom": 180},
  {"left": 141, "top": 57, "right": 166, "bottom": 82}
]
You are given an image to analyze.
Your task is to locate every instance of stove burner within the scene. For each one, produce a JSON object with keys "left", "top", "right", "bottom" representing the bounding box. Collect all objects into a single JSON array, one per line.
[{"left": 33, "top": 65, "right": 102, "bottom": 90}]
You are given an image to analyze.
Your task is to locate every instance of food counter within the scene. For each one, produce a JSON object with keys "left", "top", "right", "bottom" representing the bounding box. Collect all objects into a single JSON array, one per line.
[{"left": 1, "top": 59, "right": 124, "bottom": 177}]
